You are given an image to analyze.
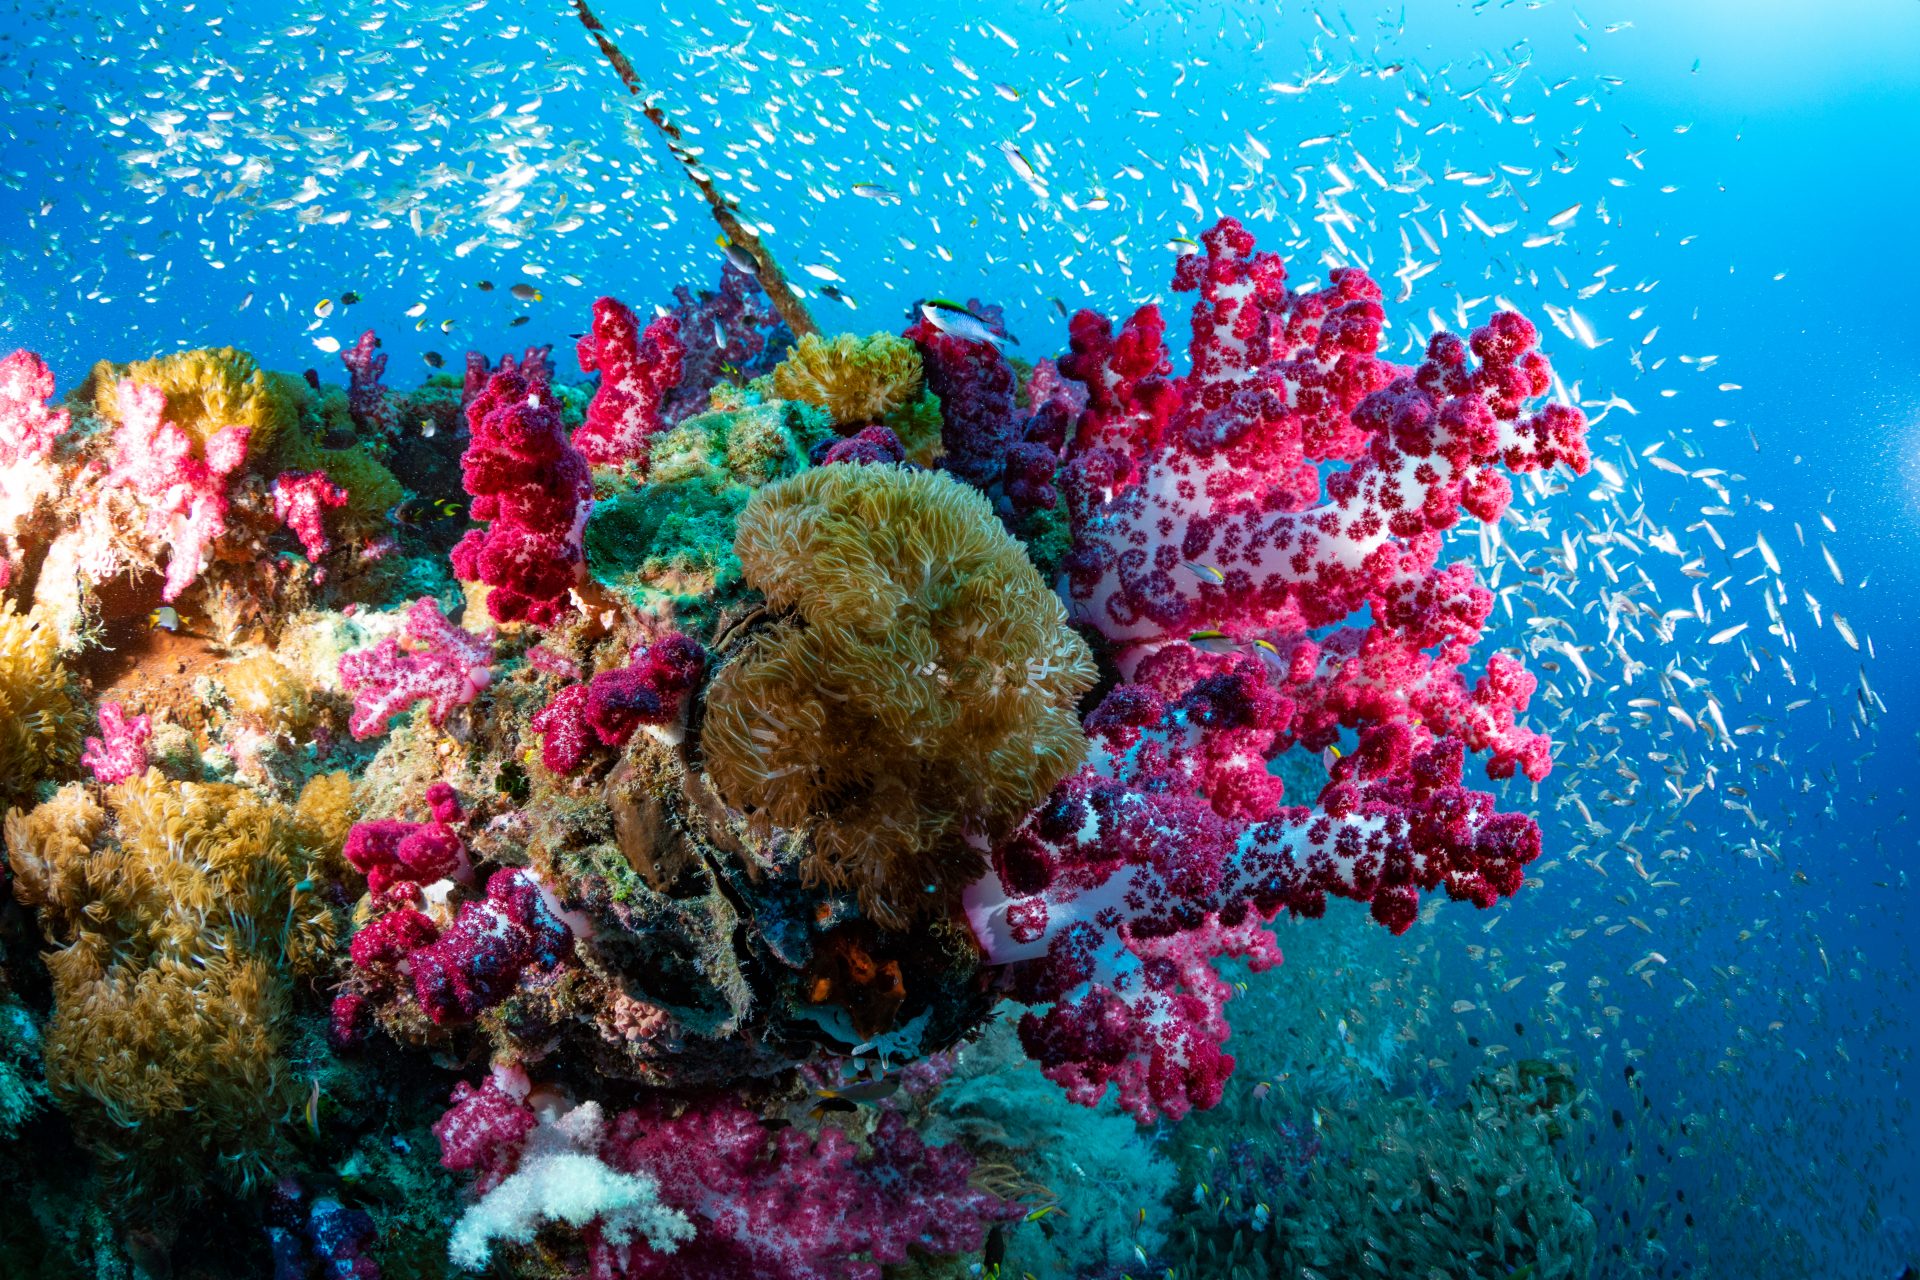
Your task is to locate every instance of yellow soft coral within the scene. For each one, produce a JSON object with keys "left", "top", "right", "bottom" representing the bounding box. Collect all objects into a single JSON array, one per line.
[
  {"left": 771, "top": 332, "right": 925, "bottom": 429},
  {"left": 312, "top": 439, "right": 405, "bottom": 533},
  {"left": 0, "top": 602, "right": 84, "bottom": 808},
  {"left": 218, "top": 653, "right": 314, "bottom": 735},
  {"left": 701, "top": 465, "right": 1096, "bottom": 927},
  {"left": 3, "top": 770, "right": 348, "bottom": 1203},
  {"left": 83, "top": 347, "right": 304, "bottom": 462}
]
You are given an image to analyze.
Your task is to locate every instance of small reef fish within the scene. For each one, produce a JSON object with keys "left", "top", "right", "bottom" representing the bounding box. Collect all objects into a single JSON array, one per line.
[{"left": 919, "top": 299, "right": 1009, "bottom": 348}]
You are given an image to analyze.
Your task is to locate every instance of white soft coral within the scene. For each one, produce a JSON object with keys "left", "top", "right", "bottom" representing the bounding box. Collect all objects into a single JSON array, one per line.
[{"left": 447, "top": 1096, "right": 692, "bottom": 1271}]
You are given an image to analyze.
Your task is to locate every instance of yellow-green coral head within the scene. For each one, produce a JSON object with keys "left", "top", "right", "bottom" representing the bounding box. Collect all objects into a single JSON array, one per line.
[
  {"left": 770, "top": 332, "right": 925, "bottom": 429},
  {"left": 84, "top": 347, "right": 301, "bottom": 461},
  {"left": 701, "top": 464, "right": 1097, "bottom": 928},
  {"left": 0, "top": 602, "right": 83, "bottom": 809}
]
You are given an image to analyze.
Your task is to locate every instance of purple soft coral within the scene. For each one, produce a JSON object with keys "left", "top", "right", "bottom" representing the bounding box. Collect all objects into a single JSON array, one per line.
[{"left": 410, "top": 868, "right": 576, "bottom": 1024}]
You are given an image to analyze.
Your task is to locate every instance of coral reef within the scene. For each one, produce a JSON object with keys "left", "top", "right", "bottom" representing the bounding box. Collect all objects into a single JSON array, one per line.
[
  {"left": 0, "top": 206, "right": 1592, "bottom": 1279},
  {"left": 702, "top": 463, "right": 1097, "bottom": 927},
  {"left": 26, "top": 342, "right": 405, "bottom": 650}
]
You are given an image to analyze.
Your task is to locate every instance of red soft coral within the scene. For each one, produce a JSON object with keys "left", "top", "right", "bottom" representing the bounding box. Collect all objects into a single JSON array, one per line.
[
  {"left": 574, "top": 298, "right": 686, "bottom": 467},
  {"left": 451, "top": 364, "right": 593, "bottom": 625}
]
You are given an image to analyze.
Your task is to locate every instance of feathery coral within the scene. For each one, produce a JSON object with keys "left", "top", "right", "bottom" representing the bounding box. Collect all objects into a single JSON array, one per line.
[
  {"left": 702, "top": 463, "right": 1097, "bottom": 926},
  {"left": 3, "top": 771, "right": 347, "bottom": 1203},
  {"left": 770, "top": 331, "right": 925, "bottom": 429},
  {"left": 0, "top": 602, "right": 84, "bottom": 808}
]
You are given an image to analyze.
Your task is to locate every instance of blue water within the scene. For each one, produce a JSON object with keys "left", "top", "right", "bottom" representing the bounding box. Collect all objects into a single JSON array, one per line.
[{"left": 2, "top": 0, "right": 1915, "bottom": 1274}]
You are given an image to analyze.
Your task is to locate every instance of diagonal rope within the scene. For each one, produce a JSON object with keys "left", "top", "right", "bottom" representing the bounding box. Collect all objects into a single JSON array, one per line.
[{"left": 572, "top": 0, "right": 819, "bottom": 338}]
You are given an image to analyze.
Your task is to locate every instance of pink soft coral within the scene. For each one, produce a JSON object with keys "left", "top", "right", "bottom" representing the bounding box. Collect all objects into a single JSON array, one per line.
[
  {"left": 107, "top": 379, "right": 250, "bottom": 602},
  {"left": 80, "top": 701, "right": 151, "bottom": 786},
  {"left": 573, "top": 298, "right": 686, "bottom": 468},
  {"left": 0, "top": 349, "right": 71, "bottom": 464},
  {"left": 272, "top": 469, "right": 350, "bottom": 560},
  {"left": 341, "top": 330, "right": 393, "bottom": 432},
  {"left": 337, "top": 597, "right": 493, "bottom": 739}
]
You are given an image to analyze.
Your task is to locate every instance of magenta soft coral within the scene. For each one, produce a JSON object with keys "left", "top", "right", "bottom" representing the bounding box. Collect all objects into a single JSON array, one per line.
[
  {"left": 342, "top": 781, "right": 466, "bottom": 893},
  {"left": 971, "top": 683, "right": 1540, "bottom": 1120},
  {"left": 463, "top": 345, "right": 555, "bottom": 409},
  {"left": 905, "top": 309, "right": 1078, "bottom": 518},
  {"left": 450, "top": 365, "right": 593, "bottom": 625},
  {"left": 1060, "top": 216, "right": 1588, "bottom": 659},
  {"left": 959, "top": 215, "right": 1586, "bottom": 1121},
  {"left": 574, "top": 297, "right": 686, "bottom": 467},
  {"left": 342, "top": 858, "right": 575, "bottom": 1027},
  {"left": 531, "top": 634, "right": 705, "bottom": 774},
  {"left": 338, "top": 598, "right": 493, "bottom": 739},
  {"left": 563, "top": 1095, "right": 1017, "bottom": 1280}
]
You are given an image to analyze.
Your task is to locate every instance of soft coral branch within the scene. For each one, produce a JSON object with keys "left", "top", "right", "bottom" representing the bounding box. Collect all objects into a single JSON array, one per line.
[{"left": 965, "top": 215, "right": 1586, "bottom": 1122}]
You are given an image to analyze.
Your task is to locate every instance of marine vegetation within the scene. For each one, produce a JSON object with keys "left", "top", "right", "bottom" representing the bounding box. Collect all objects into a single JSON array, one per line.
[{"left": 0, "top": 203, "right": 1593, "bottom": 1278}]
